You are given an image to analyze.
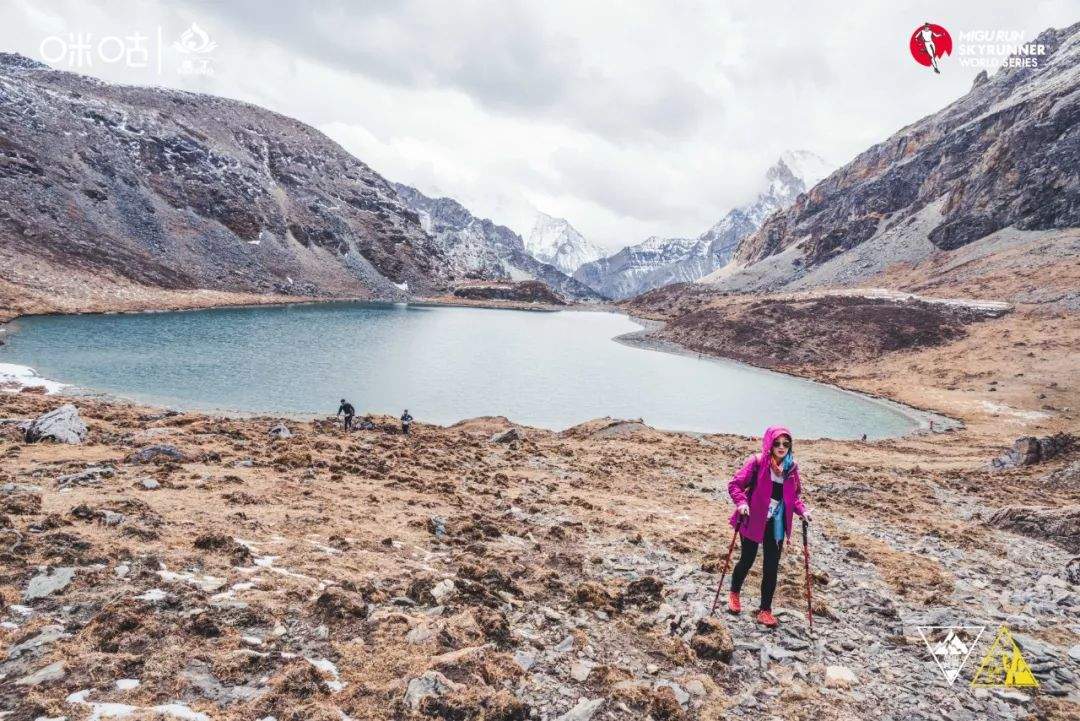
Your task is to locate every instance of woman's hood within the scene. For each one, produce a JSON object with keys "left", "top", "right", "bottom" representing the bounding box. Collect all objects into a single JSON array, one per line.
[{"left": 761, "top": 425, "right": 793, "bottom": 457}]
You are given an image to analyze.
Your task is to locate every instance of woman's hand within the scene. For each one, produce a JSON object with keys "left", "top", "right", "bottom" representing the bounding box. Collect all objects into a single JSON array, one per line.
[
  {"left": 737, "top": 503, "right": 750, "bottom": 516},
  {"left": 802, "top": 509, "right": 813, "bottom": 523}
]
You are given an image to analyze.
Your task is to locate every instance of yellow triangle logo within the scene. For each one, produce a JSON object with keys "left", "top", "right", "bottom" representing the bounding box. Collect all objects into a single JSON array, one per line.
[{"left": 970, "top": 626, "right": 1039, "bottom": 688}]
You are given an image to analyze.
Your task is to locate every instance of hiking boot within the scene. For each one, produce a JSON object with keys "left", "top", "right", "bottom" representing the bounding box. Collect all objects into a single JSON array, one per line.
[
  {"left": 756, "top": 609, "right": 778, "bottom": 627},
  {"left": 727, "top": 592, "right": 741, "bottom": 614}
]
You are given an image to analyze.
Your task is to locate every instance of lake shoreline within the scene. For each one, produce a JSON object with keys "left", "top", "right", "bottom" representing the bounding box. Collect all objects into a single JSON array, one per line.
[{"left": 613, "top": 314, "right": 960, "bottom": 436}]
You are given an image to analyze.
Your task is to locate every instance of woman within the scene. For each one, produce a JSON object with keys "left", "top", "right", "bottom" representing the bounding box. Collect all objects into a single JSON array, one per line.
[{"left": 726, "top": 425, "right": 811, "bottom": 627}]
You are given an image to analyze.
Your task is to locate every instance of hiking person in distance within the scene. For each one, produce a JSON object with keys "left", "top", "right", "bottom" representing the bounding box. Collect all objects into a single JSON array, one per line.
[
  {"left": 726, "top": 425, "right": 812, "bottom": 627},
  {"left": 337, "top": 398, "right": 355, "bottom": 432},
  {"left": 401, "top": 409, "right": 413, "bottom": 435}
]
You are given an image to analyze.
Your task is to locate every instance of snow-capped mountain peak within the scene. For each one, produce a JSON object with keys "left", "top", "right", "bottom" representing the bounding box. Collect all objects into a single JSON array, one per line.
[
  {"left": 525, "top": 212, "right": 606, "bottom": 275},
  {"left": 778, "top": 149, "right": 832, "bottom": 188},
  {"left": 574, "top": 150, "right": 834, "bottom": 299}
]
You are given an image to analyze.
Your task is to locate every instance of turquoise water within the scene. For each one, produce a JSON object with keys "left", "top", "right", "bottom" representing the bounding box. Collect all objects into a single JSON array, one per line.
[{"left": 0, "top": 302, "right": 919, "bottom": 438}]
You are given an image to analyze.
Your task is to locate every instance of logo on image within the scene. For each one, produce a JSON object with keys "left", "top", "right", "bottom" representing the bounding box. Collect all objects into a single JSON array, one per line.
[
  {"left": 917, "top": 625, "right": 984, "bottom": 684},
  {"left": 910, "top": 22, "right": 952, "bottom": 74}
]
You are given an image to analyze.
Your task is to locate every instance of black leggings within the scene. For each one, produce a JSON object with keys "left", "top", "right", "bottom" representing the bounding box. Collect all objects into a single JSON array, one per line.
[{"left": 730, "top": 534, "right": 782, "bottom": 611}]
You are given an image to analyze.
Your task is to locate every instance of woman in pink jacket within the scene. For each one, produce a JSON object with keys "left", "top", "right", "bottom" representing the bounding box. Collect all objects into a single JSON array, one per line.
[{"left": 726, "top": 425, "right": 811, "bottom": 627}]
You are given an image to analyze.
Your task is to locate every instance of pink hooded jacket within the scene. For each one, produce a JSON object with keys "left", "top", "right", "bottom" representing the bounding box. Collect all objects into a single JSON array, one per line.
[{"left": 727, "top": 425, "right": 807, "bottom": 545}]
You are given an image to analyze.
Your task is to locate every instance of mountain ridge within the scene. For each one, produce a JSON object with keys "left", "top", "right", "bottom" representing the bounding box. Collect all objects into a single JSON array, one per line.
[
  {"left": 574, "top": 151, "right": 831, "bottom": 299},
  {"left": 391, "top": 183, "right": 604, "bottom": 301},
  {"left": 0, "top": 52, "right": 452, "bottom": 305}
]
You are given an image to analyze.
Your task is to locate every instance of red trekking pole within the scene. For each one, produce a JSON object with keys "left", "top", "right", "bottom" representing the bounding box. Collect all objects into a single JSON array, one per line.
[
  {"left": 801, "top": 517, "right": 814, "bottom": 633},
  {"left": 708, "top": 517, "right": 743, "bottom": 615}
]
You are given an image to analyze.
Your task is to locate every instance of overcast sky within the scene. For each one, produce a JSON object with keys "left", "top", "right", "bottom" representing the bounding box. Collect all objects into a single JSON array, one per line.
[{"left": 3, "top": 1, "right": 1076, "bottom": 250}]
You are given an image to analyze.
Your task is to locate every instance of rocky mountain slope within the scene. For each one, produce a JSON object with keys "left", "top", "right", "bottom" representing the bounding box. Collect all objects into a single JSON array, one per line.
[
  {"left": 702, "top": 22, "right": 1080, "bottom": 292},
  {"left": 391, "top": 184, "right": 604, "bottom": 301},
  {"left": 0, "top": 53, "right": 452, "bottom": 307},
  {"left": 524, "top": 213, "right": 606, "bottom": 276},
  {"left": 575, "top": 151, "right": 831, "bottom": 300}
]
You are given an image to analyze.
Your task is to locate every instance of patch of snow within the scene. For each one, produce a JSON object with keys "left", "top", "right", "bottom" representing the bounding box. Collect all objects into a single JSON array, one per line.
[
  {"left": 242, "top": 555, "right": 315, "bottom": 582},
  {"left": 306, "top": 657, "right": 346, "bottom": 692},
  {"left": 308, "top": 540, "right": 341, "bottom": 555},
  {"left": 979, "top": 401, "right": 1050, "bottom": 421},
  {"left": 66, "top": 689, "right": 210, "bottom": 721},
  {"left": 0, "top": 363, "right": 65, "bottom": 394},
  {"left": 135, "top": 588, "right": 168, "bottom": 602},
  {"left": 156, "top": 566, "right": 226, "bottom": 592},
  {"left": 115, "top": 679, "right": 140, "bottom": 691}
]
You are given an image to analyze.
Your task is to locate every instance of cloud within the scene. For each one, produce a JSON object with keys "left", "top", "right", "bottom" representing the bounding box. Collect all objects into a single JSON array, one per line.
[{"left": 182, "top": 0, "right": 713, "bottom": 142}]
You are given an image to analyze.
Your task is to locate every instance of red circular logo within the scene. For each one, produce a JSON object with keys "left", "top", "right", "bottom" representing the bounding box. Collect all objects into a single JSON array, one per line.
[{"left": 909, "top": 23, "right": 952, "bottom": 67}]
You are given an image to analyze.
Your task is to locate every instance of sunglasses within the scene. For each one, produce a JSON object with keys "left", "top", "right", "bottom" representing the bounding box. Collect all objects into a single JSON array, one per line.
[{"left": 772, "top": 439, "right": 791, "bottom": 448}]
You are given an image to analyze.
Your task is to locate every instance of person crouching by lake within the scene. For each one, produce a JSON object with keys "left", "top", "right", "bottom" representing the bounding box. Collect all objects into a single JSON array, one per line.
[
  {"left": 726, "top": 425, "right": 811, "bottom": 627},
  {"left": 400, "top": 409, "right": 413, "bottom": 435},
  {"left": 337, "top": 398, "right": 355, "bottom": 432}
]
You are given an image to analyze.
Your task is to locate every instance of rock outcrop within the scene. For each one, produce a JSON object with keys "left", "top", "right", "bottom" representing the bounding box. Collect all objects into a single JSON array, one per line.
[
  {"left": 991, "top": 506, "right": 1080, "bottom": 554},
  {"left": 452, "top": 281, "right": 566, "bottom": 305},
  {"left": 22, "top": 403, "right": 86, "bottom": 444},
  {"left": 991, "top": 433, "right": 1075, "bottom": 469}
]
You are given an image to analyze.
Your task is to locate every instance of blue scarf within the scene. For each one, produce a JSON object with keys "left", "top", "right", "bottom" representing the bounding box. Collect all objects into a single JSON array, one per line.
[
  {"left": 773, "top": 499, "right": 785, "bottom": 542},
  {"left": 773, "top": 450, "right": 793, "bottom": 542}
]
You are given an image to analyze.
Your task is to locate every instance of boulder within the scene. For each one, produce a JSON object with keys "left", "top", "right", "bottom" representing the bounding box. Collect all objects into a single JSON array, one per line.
[
  {"left": 513, "top": 650, "right": 536, "bottom": 671},
  {"left": 404, "top": 670, "right": 459, "bottom": 710},
  {"left": 570, "top": 660, "right": 596, "bottom": 682},
  {"left": 491, "top": 428, "right": 521, "bottom": 444},
  {"left": 268, "top": 423, "right": 292, "bottom": 439},
  {"left": 24, "top": 566, "right": 75, "bottom": 600},
  {"left": 824, "top": 665, "right": 858, "bottom": 688},
  {"left": 1065, "top": 556, "right": 1080, "bottom": 585},
  {"left": 427, "top": 515, "right": 447, "bottom": 537},
  {"left": 430, "top": 579, "right": 456, "bottom": 603},
  {"left": 128, "top": 444, "right": 187, "bottom": 464},
  {"left": 15, "top": 660, "right": 66, "bottom": 686},
  {"left": 23, "top": 404, "right": 87, "bottom": 444},
  {"left": 57, "top": 465, "right": 115, "bottom": 488},
  {"left": 992, "top": 433, "right": 1075, "bottom": 469},
  {"left": 555, "top": 698, "right": 604, "bottom": 721},
  {"left": 6, "top": 625, "right": 69, "bottom": 659}
]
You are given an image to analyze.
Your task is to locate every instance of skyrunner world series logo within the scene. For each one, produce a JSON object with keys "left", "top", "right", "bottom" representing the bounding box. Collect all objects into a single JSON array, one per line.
[
  {"left": 909, "top": 22, "right": 952, "bottom": 74},
  {"left": 908, "top": 22, "right": 1049, "bottom": 75}
]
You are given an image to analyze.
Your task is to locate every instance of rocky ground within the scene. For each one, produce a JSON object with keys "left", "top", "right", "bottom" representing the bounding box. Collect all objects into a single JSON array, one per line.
[{"left": 1, "top": 294, "right": 1077, "bottom": 720}]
